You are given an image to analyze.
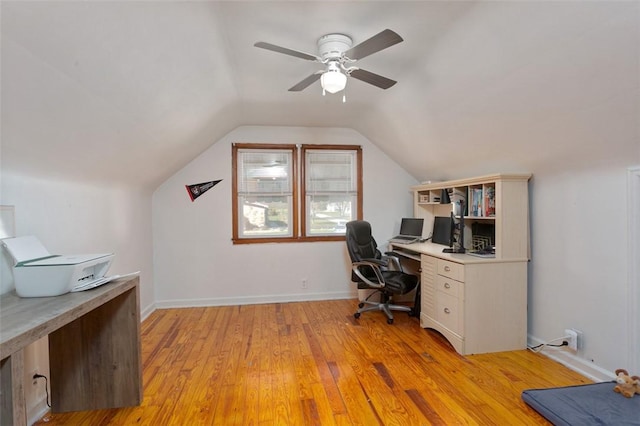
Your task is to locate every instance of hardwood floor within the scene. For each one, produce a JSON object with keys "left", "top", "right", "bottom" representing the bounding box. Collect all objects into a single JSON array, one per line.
[{"left": 36, "top": 299, "right": 590, "bottom": 425}]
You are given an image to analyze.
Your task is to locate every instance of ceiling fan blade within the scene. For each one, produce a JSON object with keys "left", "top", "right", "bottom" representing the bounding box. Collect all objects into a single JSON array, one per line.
[
  {"left": 288, "top": 72, "right": 322, "bottom": 92},
  {"left": 254, "top": 42, "right": 319, "bottom": 61},
  {"left": 349, "top": 69, "right": 397, "bottom": 89},
  {"left": 344, "top": 29, "right": 403, "bottom": 60}
]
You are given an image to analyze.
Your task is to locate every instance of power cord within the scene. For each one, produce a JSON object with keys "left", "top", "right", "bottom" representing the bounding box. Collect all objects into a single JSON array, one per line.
[
  {"left": 527, "top": 335, "right": 570, "bottom": 353},
  {"left": 33, "top": 374, "right": 51, "bottom": 408}
]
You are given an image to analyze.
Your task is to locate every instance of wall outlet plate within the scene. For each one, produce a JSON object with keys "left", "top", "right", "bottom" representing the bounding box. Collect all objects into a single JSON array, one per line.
[
  {"left": 564, "top": 328, "right": 579, "bottom": 351},
  {"left": 29, "top": 369, "right": 39, "bottom": 386}
]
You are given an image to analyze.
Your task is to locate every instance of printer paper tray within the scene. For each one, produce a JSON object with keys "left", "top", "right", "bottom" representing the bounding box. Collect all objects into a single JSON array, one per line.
[{"left": 71, "top": 272, "right": 140, "bottom": 292}]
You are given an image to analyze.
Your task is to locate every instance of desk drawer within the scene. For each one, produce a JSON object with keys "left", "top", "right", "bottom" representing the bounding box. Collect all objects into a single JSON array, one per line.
[
  {"left": 435, "top": 274, "right": 462, "bottom": 298},
  {"left": 437, "top": 259, "right": 464, "bottom": 281},
  {"left": 435, "top": 291, "right": 462, "bottom": 335}
]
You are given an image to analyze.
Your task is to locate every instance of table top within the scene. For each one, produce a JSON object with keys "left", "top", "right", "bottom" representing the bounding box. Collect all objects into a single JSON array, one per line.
[
  {"left": 0, "top": 276, "right": 138, "bottom": 359},
  {"left": 390, "top": 241, "right": 528, "bottom": 264}
]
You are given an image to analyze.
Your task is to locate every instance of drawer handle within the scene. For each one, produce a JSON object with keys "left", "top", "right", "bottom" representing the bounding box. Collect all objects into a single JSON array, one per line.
[
  {"left": 444, "top": 282, "right": 451, "bottom": 289},
  {"left": 444, "top": 266, "right": 451, "bottom": 272},
  {"left": 444, "top": 307, "right": 451, "bottom": 314}
]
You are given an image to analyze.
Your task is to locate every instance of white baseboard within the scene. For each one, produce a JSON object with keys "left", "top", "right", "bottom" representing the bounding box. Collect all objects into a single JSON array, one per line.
[
  {"left": 527, "top": 335, "right": 615, "bottom": 382},
  {"left": 28, "top": 398, "right": 49, "bottom": 426},
  {"left": 140, "top": 303, "right": 156, "bottom": 321},
  {"left": 155, "top": 290, "right": 356, "bottom": 310}
]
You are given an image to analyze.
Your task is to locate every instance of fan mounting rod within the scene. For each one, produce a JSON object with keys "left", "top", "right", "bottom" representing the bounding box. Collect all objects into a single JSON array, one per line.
[{"left": 317, "top": 34, "right": 353, "bottom": 61}]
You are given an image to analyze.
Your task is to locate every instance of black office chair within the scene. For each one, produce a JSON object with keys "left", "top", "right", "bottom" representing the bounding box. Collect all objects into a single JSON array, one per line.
[{"left": 345, "top": 220, "right": 419, "bottom": 324}]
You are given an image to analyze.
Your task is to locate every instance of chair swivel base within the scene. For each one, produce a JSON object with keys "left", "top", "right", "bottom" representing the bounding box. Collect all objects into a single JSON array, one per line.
[{"left": 354, "top": 300, "right": 412, "bottom": 324}]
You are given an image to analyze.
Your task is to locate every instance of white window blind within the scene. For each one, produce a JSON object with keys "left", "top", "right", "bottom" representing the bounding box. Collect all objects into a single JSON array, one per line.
[
  {"left": 304, "top": 149, "right": 358, "bottom": 236},
  {"left": 237, "top": 149, "right": 294, "bottom": 238}
]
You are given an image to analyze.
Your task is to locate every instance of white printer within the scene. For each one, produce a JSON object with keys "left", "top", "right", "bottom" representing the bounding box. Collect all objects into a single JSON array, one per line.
[{"left": 2, "top": 236, "right": 114, "bottom": 297}]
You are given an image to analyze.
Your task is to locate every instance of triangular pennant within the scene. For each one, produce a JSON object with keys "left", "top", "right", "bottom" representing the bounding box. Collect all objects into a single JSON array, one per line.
[{"left": 186, "top": 180, "right": 222, "bottom": 202}]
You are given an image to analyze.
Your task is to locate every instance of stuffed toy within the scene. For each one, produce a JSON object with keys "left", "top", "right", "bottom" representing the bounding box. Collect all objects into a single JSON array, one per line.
[{"left": 613, "top": 369, "right": 640, "bottom": 398}]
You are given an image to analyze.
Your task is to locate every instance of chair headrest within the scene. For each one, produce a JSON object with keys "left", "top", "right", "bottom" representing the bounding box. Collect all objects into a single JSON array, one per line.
[{"left": 346, "top": 220, "right": 373, "bottom": 245}]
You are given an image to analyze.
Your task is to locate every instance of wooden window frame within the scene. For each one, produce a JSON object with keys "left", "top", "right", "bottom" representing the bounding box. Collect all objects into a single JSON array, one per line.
[
  {"left": 232, "top": 143, "right": 362, "bottom": 244},
  {"left": 232, "top": 143, "right": 299, "bottom": 244}
]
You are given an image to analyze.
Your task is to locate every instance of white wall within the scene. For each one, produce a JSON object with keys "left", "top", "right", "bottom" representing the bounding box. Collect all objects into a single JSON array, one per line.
[
  {"left": 528, "top": 164, "right": 637, "bottom": 378},
  {"left": 152, "top": 126, "right": 417, "bottom": 307},
  {"left": 0, "top": 172, "right": 155, "bottom": 309},
  {"left": 0, "top": 171, "right": 154, "bottom": 422}
]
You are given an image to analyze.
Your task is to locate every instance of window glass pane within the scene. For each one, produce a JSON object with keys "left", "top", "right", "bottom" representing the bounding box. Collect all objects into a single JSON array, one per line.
[
  {"left": 240, "top": 195, "right": 293, "bottom": 238},
  {"left": 306, "top": 193, "right": 356, "bottom": 235},
  {"left": 305, "top": 149, "right": 358, "bottom": 236}
]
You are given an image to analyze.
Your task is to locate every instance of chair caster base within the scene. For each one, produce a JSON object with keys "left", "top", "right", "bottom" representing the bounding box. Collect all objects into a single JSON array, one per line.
[{"left": 354, "top": 312, "right": 361, "bottom": 319}]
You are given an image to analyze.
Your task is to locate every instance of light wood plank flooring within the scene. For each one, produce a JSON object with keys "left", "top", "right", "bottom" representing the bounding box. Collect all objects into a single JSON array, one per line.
[{"left": 36, "top": 299, "right": 590, "bottom": 425}]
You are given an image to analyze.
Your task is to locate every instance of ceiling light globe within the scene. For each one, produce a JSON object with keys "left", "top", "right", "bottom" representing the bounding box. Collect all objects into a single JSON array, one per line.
[{"left": 321, "top": 71, "right": 347, "bottom": 94}]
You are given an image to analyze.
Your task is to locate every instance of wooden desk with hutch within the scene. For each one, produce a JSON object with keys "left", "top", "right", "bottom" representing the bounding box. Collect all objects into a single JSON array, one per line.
[{"left": 391, "top": 173, "right": 531, "bottom": 355}]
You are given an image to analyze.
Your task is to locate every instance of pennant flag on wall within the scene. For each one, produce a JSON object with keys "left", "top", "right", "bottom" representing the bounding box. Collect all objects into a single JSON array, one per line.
[{"left": 186, "top": 180, "right": 222, "bottom": 202}]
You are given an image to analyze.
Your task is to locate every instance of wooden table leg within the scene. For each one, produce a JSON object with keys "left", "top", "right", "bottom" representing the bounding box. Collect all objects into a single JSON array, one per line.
[{"left": 1, "top": 349, "right": 27, "bottom": 425}]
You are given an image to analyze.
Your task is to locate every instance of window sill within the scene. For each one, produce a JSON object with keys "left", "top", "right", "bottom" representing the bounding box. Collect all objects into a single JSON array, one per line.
[{"left": 232, "top": 235, "right": 346, "bottom": 244}]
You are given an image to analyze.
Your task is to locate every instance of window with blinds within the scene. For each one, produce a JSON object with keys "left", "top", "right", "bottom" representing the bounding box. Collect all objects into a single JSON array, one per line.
[
  {"left": 303, "top": 147, "right": 360, "bottom": 237},
  {"left": 234, "top": 145, "right": 296, "bottom": 239},
  {"left": 232, "top": 143, "right": 361, "bottom": 243}
]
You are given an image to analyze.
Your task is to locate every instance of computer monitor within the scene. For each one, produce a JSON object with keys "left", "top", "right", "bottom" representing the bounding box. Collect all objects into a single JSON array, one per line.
[
  {"left": 399, "top": 217, "right": 424, "bottom": 237},
  {"left": 432, "top": 216, "right": 453, "bottom": 246}
]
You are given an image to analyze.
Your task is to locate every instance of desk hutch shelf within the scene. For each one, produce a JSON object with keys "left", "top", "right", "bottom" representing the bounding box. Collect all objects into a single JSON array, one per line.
[{"left": 412, "top": 173, "right": 531, "bottom": 260}]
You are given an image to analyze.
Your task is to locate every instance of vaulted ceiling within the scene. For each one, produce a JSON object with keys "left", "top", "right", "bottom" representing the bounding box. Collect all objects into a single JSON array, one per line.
[{"left": 2, "top": 1, "right": 638, "bottom": 188}]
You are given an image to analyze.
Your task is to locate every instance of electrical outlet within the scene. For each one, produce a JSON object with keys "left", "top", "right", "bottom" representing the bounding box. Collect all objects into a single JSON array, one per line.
[
  {"left": 301, "top": 278, "right": 308, "bottom": 289},
  {"left": 564, "top": 328, "right": 578, "bottom": 351},
  {"left": 29, "top": 369, "right": 39, "bottom": 386},
  {"left": 573, "top": 328, "right": 583, "bottom": 350},
  {"left": 31, "top": 372, "right": 47, "bottom": 401}
]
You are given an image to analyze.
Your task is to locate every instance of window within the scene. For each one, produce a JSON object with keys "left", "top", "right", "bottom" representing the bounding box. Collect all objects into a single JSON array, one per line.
[
  {"left": 302, "top": 145, "right": 362, "bottom": 238},
  {"left": 232, "top": 143, "right": 362, "bottom": 244}
]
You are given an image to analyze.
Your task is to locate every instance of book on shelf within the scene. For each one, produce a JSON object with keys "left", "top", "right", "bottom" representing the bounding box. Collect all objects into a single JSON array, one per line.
[
  {"left": 484, "top": 186, "right": 495, "bottom": 216},
  {"left": 471, "top": 188, "right": 483, "bottom": 216}
]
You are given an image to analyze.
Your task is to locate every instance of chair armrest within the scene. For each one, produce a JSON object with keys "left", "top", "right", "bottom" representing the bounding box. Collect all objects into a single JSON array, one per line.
[
  {"left": 383, "top": 252, "right": 403, "bottom": 271},
  {"left": 361, "top": 257, "right": 387, "bottom": 267},
  {"left": 352, "top": 261, "right": 385, "bottom": 289}
]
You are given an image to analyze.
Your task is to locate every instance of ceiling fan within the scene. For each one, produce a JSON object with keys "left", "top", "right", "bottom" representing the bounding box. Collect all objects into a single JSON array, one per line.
[{"left": 254, "top": 29, "right": 403, "bottom": 97}]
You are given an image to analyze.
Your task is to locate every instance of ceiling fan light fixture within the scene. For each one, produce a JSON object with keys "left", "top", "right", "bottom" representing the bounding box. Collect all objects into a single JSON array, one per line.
[
  {"left": 255, "top": 29, "right": 403, "bottom": 95},
  {"left": 320, "top": 63, "right": 347, "bottom": 94}
]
